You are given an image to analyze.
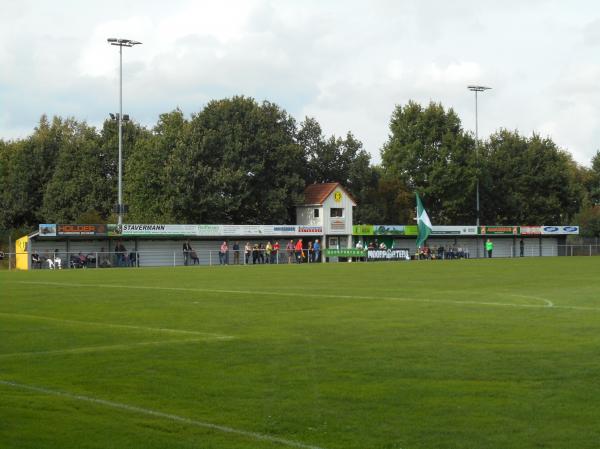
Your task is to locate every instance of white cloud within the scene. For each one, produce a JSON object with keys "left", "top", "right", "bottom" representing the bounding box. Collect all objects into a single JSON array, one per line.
[{"left": 2, "top": 0, "right": 600, "bottom": 166}]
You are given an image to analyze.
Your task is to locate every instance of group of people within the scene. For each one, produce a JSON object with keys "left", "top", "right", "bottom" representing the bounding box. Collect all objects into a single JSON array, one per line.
[
  {"left": 30, "top": 250, "right": 63, "bottom": 269},
  {"left": 182, "top": 239, "right": 322, "bottom": 265},
  {"left": 356, "top": 241, "right": 389, "bottom": 250},
  {"left": 432, "top": 245, "right": 471, "bottom": 260},
  {"left": 31, "top": 248, "right": 118, "bottom": 269}
]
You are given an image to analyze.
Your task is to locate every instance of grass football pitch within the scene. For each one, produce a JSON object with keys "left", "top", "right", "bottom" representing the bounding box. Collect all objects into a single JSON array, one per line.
[{"left": 1, "top": 257, "right": 600, "bottom": 449}]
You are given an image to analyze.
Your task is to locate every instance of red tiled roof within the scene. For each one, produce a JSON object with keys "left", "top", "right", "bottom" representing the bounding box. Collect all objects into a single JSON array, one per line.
[{"left": 301, "top": 183, "right": 357, "bottom": 205}]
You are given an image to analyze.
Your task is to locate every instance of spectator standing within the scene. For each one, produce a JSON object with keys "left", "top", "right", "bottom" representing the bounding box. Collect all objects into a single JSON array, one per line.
[
  {"left": 258, "top": 243, "right": 265, "bottom": 264},
  {"left": 252, "top": 244, "right": 259, "bottom": 264},
  {"left": 183, "top": 240, "right": 192, "bottom": 266},
  {"left": 115, "top": 241, "right": 126, "bottom": 267},
  {"left": 307, "top": 241, "right": 313, "bottom": 262},
  {"left": 233, "top": 242, "right": 240, "bottom": 265},
  {"left": 520, "top": 239, "right": 524, "bottom": 257},
  {"left": 244, "top": 242, "right": 252, "bottom": 264},
  {"left": 295, "top": 239, "right": 303, "bottom": 263},
  {"left": 129, "top": 251, "right": 137, "bottom": 267},
  {"left": 265, "top": 241, "right": 272, "bottom": 264},
  {"left": 273, "top": 241, "right": 280, "bottom": 264},
  {"left": 486, "top": 239, "right": 494, "bottom": 258},
  {"left": 313, "top": 239, "right": 321, "bottom": 263},
  {"left": 286, "top": 240, "right": 294, "bottom": 263},
  {"left": 219, "top": 241, "right": 228, "bottom": 265}
]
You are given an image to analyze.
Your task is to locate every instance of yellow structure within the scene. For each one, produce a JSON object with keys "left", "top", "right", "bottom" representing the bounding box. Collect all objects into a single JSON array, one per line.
[{"left": 15, "top": 235, "right": 29, "bottom": 270}]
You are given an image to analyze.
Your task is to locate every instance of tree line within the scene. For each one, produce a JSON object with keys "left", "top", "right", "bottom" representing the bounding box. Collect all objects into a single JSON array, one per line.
[{"left": 1, "top": 96, "right": 599, "bottom": 238}]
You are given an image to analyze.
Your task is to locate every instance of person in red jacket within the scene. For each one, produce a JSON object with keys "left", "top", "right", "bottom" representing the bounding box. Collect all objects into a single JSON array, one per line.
[
  {"left": 272, "top": 241, "right": 280, "bottom": 264},
  {"left": 294, "top": 239, "right": 303, "bottom": 264}
]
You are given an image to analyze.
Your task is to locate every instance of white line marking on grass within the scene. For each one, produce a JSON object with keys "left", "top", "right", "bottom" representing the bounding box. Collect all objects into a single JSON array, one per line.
[
  {"left": 0, "top": 337, "right": 231, "bottom": 359},
  {"left": 0, "top": 380, "right": 327, "bottom": 449},
  {"left": 507, "top": 294, "right": 554, "bottom": 307},
  {"left": 383, "top": 298, "right": 553, "bottom": 309},
  {"left": 9, "top": 280, "right": 600, "bottom": 312},
  {"left": 0, "top": 311, "right": 233, "bottom": 339}
]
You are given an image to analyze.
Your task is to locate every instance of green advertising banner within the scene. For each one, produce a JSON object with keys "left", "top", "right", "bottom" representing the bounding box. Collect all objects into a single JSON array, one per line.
[
  {"left": 352, "top": 225, "right": 374, "bottom": 235},
  {"left": 325, "top": 248, "right": 366, "bottom": 257},
  {"left": 404, "top": 225, "right": 418, "bottom": 236}
]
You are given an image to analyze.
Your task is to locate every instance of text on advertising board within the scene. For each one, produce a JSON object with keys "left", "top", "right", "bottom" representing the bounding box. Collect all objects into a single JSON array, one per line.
[{"left": 58, "top": 224, "right": 107, "bottom": 236}]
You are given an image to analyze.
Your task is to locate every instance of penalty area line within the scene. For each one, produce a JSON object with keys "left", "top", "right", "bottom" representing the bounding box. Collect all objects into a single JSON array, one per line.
[
  {"left": 0, "top": 379, "right": 327, "bottom": 449},
  {"left": 0, "top": 311, "right": 233, "bottom": 340},
  {"left": 0, "top": 337, "right": 231, "bottom": 359}
]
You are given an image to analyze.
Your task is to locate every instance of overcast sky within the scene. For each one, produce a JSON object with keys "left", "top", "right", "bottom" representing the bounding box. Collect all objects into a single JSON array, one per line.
[{"left": 2, "top": 1, "right": 600, "bottom": 165}]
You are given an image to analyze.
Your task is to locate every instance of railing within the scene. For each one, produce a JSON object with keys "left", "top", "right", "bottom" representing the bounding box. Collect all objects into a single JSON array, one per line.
[
  {"left": 7, "top": 245, "right": 600, "bottom": 270},
  {"left": 559, "top": 245, "right": 600, "bottom": 256},
  {"left": 23, "top": 249, "right": 324, "bottom": 269}
]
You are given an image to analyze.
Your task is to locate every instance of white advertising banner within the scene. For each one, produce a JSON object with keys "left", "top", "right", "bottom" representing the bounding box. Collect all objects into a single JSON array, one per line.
[
  {"left": 541, "top": 226, "right": 579, "bottom": 235},
  {"left": 520, "top": 226, "right": 542, "bottom": 235},
  {"left": 117, "top": 224, "right": 200, "bottom": 236},
  {"left": 431, "top": 226, "right": 478, "bottom": 235},
  {"left": 222, "top": 225, "right": 261, "bottom": 236},
  {"left": 116, "top": 224, "right": 324, "bottom": 237}
]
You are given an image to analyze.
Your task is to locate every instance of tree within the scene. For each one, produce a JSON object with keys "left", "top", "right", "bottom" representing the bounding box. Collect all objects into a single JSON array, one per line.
[
  {"left": 125, "top": 109, "right": 188, "bottom": 222},
  {"left": 579, "top": 150, "right": 600, "bottom": 207},
  {"left": 167, "top": 96, "right": 306, "bottom": 224},
  {"left": 380, "top": 101, "right": 477, "bottom": 224},
  {"left": 98, "top": 116, "right": 151, "bottom": 222},
  {"left": 0, "top": 116, "right": 68, "bottom": 229},
  {"left": 575, "top": 205, "right": 600, "bottom": 238},
  {"left": 298, "top": 117, "right": 377, "bottom": 222},
  {"left": 481, "top": 130, "right": 583, "bottom": 224},
  {"left": 41, "top": 120, "right": 111, "bottom": 223}
]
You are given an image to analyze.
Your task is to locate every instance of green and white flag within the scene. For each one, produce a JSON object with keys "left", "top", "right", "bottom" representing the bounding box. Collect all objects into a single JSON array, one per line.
[{"left": 416, "top": 192, "right": 432, "bottom": 248}]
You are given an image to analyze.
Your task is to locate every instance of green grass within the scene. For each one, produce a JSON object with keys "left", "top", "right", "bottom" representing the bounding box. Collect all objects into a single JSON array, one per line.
[{"left": 1, "top": 257, "right": 600, "bottom": 449}]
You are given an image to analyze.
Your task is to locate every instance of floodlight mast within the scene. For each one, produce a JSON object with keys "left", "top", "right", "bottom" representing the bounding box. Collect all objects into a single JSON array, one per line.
[
  {"left": 107, "top": 38, "right": 142, "bottom": 225},
  {"left": 467, "top": 85, "right": 491, "bottom": 229}
]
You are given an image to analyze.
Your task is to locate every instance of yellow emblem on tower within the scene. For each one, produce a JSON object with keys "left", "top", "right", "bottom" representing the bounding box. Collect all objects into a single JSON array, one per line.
[{"left": 334, "top": 191, "right": 342, "bottom": 202}]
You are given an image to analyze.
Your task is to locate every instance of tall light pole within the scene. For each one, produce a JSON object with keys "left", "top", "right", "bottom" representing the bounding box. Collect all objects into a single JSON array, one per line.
[
  {"left": 467, "top": 85, "right": 491, "bottom": 228},
  {"left": 107, "top": 38, "right": 142, "bottom": 225}
]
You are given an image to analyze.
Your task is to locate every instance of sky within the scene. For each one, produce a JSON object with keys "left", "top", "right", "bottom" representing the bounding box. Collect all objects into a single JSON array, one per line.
[{"left": 2, "top": 0, "right": 600, "bottom": 165}]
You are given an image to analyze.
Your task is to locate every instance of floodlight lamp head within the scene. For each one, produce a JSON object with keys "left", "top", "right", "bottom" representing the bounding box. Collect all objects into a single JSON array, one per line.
[
  {"left": 107, "top": 38, "right": 143, "bottom": 47},
  {"left": 468, "top": 85, "right": 492, "bottom": 92}
]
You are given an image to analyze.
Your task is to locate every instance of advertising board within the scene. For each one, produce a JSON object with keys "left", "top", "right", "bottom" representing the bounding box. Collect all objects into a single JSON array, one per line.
[
  {"left": 541, "top": 226, "right": 579, "bottom": 235},
  {"left": 325, "top": 248, "right": 366, "bottom": 257},
  {"left": 57, "top": 224, "right": 107, "bottom": 236},
  {"left": 39, "top": 224, "right": 57, "bottom": 237},
  {"left": 520, "top": 226, "right": 542, "bottom": 235},
  {"left": 480, "top": 226, "right": 519, "bottom": 235},
  {"left": 367, "top": 248, "right": 411, "bottom": 260},
  {"left": 431, "top": 226, "right": 478, "bottom": 235}
]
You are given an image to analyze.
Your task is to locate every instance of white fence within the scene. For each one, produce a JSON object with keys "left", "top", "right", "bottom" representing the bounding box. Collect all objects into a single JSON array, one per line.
[{"left": 560, "top": 245, "right": 600, "bottom": 257}]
